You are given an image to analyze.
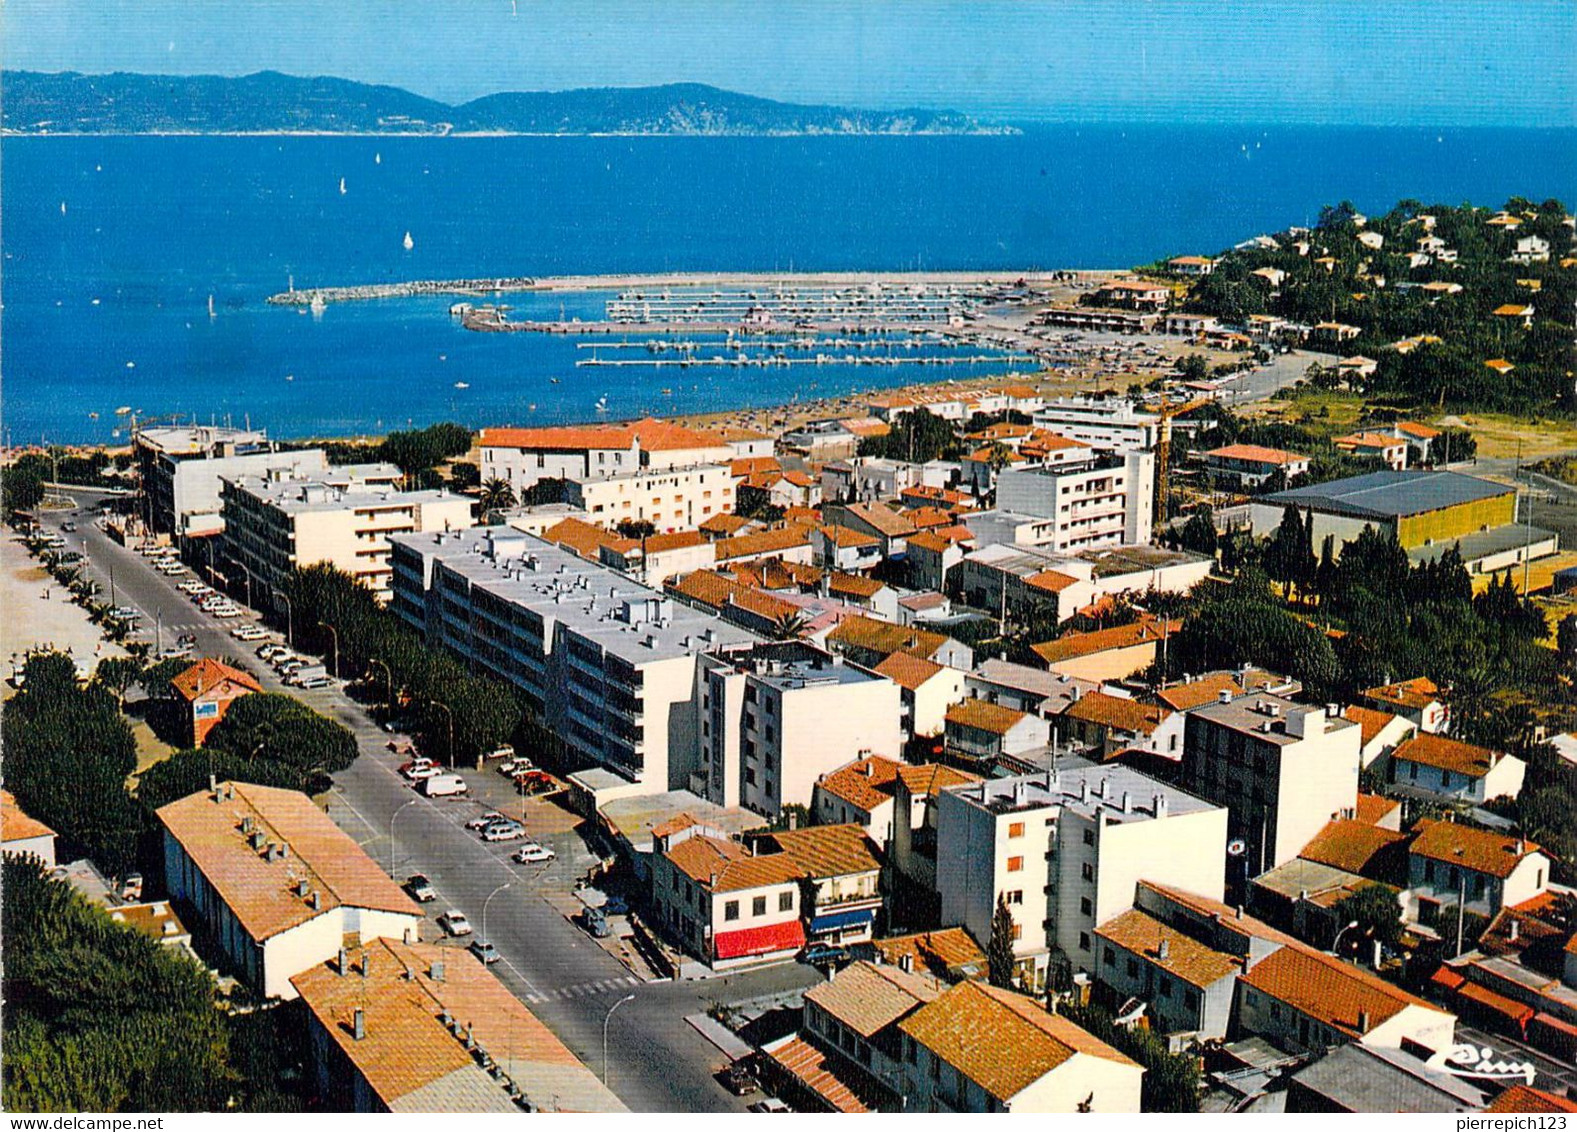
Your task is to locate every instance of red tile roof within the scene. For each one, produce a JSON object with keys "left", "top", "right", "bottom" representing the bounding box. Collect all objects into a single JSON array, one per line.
[
  {"left": 1487, "top": 1086, "right": 1577, "bottom": 1114},
  {"left": 1344, "top": 705, "right": 1401, "bottom": 748},
  {"left": 1030, "top": 618, "right": 1180, "bottom": 666},
  {"left": 1298, "top": 819, "right": 1409, "bottom": 877},
  {"left": 1241, "top": 944, "right": 1448, "bottom": 1038},
  {"left": 946, "top": 699, "right": 1029, "bottom": 736},
  {"left": 170, "top": 657, "right": 261, "bottom": 702},
  {"left": 1206, "top": 444, "right": 1307, "bottom": 466},
  {"left": 1392, "top": 733, "right": 1503, "bottom": 779},
  {"left": 1409, "top": 818, "right": 1542, "bottom": 879},
  {"left": 1065, "top": 690, "right": 1170, "bottom": 736},
  {"left": 1363, "top": 677, "right": 1441, "bottom": 711},
  {"left": 1, "top": 789, "right": 55, "bottom": 844}
]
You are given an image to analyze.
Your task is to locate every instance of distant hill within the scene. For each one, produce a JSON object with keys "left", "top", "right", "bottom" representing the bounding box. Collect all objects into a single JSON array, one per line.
[{"left": 1, "top": 71, "right": 1014, "bottom": 136}]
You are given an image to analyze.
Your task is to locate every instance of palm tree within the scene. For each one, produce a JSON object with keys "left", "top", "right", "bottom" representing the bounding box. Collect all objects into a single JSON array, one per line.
[
  {"left": 769, "top": 612, "right": 810, "bottom": 641},
  {"left": 477, "top": 477, "right": 516, "bottom": 521}
]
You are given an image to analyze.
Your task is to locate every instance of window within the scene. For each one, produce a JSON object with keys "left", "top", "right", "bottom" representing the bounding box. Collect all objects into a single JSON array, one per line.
[
  {"left": 779, "top": 891, "right": 793, "bottom": 912},
  {"left": 1409, "top": 762, "right": 1419, "bottom": 781},
  {"left": 1080, "top": 896, "right": 1093, "bottom": 916},
  {"left": 1006, "top": 856, "right": 1024, "bottom": 873},
  {"left": 753, "top": 895, "right": 767, "bottom": 917},
  {"left": 1103, "top": 947, "right": 1115, "bottom": 967},
  {"left": 724, "top": 900, "right": 739, "bottom": 921},
  {"left": 1079, "top": 932, "right": 1091, "bottom": 952},
  {"left": 1126, "top": 958, "right": 1139, "bottom": 979},
  {"left": 1083, "top": 828, "right": 1096, "bottom": 846},
  {"left": 1081, "top": 863, "right": 1094, "bottom": 881},
  {"left": 1424, "top": 860, "right": 1435, "bottom": 883},
  {"left": 1008, "top": 821, "right": 1025, "bottom": 838},
  {"left": 1011, "top": 924, "right": 1023, "bottom": 941},
  {"left": 1006, "top": 890, "right": 1023, "bottom": 905}
]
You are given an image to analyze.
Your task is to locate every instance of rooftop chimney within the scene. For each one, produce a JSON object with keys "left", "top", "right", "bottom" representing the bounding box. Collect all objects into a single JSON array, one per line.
[
  {"left": 362, "top": 953, "right": 372, "bottom": 980},
  {"left": 309, "top": 890, "right": 322, "bottom": 911},
  {"left": 1121, "top": 791, "right": 1132, "bottom": 814},
  {"left": 1357, "top": 1009, "right": 1371, "bottom": 1032},
  {"left": 1218, "top": 689, "right": 1233, "bottom": 704},
  {"left": 353, "top": 1008, "right": 366, "bottom": 1041},
  {"left": 1508, "top": 920, "right": 1521, "bottom": 942},
  {"left": 337, "top": 947, "right": 348, "bottom": 975},
  {"left": 1157, "top": 939, "right": 1170, "bottom": 961},
  {"left": 1154, "top": 794, "right": 1168, "bottom": 819},
  {"left": 899, "top": 953, "right": 914, "bottom": 973}
]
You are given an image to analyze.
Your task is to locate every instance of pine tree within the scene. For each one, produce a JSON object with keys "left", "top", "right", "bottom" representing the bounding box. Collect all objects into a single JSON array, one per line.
[{"left": 988, "top": 894, "right": 1018, "bottom": 989}]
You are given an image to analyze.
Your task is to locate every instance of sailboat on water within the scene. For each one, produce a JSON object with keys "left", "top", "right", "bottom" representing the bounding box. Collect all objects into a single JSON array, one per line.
[
  {"left": 208, "top": 294, "right": 216, "bottom": 319},
  {"left": 403, "top": 231, "right": 415, "bottom": 251},
  {"left": 339, "top": 177, "right": 347, "bottom": 195}
]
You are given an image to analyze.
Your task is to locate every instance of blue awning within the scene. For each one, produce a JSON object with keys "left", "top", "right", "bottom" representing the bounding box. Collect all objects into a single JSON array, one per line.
[{"left": 809, "top": 907, "right": 874, "bottom": 933}]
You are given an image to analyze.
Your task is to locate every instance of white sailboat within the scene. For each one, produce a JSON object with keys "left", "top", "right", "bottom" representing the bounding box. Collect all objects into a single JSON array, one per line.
[
  {"left": 595, "top": 395, "right": 609, "bottom": 413},
  {"left": 60, "top": 201, "right": 67, "bottom": 215},
  {"left": 375, "top": 152, "right": 382, "bottom": 165},
  {"left": 309, "top": 292, "right": 327, "bottom": 315},
  {"left": 339, "top": 177, "right": 347, "bottom": 195},
  {"left": 208, "top": 294, "right": 216, "bottom": 319},
  {"left": 403, "top": 231, "right": 415, "bottom": 251}
]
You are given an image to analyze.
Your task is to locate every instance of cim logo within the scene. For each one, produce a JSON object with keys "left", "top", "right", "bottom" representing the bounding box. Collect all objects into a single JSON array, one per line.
[{"left": 1424, "top": 1043, "right": 1537, "bottom": 1086}]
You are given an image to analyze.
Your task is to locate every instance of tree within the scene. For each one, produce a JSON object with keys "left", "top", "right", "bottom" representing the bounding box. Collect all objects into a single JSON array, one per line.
[
  {"left": 769, "top": 612, "right": 810, "bottom": 641},
  {"left": 448, "top": 461, "right": 481, "bottom": 491},
  {"left": 0, "top": 856, "right": 292, "bottom": 1111},
  {"left": 205, "top": 693, "right": 358, "bottom": 779},
  {"left": 1178, "top": 508, "right": 1218, "bottom": 557},
  {"left": 988, "top": 894, "right": 1017, "bottom": 990},
  {"left": 3, "top": 458, "right": 47, "bottom": 517},
  {"left": 93, "top": 656, "right": 143, "bottom": 709},
  {"left": 615, "top": 518, "right": 656, "bottom": 540},
  {"left": 477, "top": 477, "right": 516, "bottom": 518},
  {"left": 1176, "top": 353, "right": 1209, "bottom": 382},
  {"left": 1331, "top": 884, "right": 1404, "bottom": 953},
  {"left": 1058, "top": 1001, "right": 1201, "bottom": 1113}
]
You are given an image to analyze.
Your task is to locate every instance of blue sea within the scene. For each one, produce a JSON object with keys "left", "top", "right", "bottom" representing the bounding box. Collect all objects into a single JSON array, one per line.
[{"left": 3, "top": 128, "right": 1573, "bottom": 444}]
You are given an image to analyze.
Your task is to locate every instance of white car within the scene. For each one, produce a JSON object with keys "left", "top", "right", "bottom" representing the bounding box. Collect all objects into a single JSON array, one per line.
[
  {"left": 231, "top": 625, "right": 267, "bottom": 641},
  {"left": 438, "top": 910, "right": 473, "bottom": 937},
  {"left": 512, "top": 842, "right": 555, "bottom": 864},
  {"left": 481, "top": 821, "right": 526, "bottom": 843},
  {"left": 210, "top": 605, "right": 242, "bottom": 619},
  {"left": 465, "top": 811, "right": 508, "bottom": 831},
  {"left": 405, "top": 765, "right": 442, "bottom": 781}
]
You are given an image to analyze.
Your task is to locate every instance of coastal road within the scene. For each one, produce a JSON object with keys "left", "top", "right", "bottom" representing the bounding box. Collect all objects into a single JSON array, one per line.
[{"left": 36, "top": 496, "right": 822, "bottom": 1112}]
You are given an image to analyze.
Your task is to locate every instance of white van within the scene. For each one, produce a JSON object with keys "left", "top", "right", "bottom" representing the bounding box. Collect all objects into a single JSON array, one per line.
[{"left": 420, "top": 773, "right": 468, "bottom": 798}]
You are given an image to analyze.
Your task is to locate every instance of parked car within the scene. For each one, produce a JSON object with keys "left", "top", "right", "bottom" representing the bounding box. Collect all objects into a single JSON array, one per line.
[
  {"left": 119, "top": 873, "right": 144, "bottom": 901},
  {"left": 468, "top": 939, "right": 501, "bottom": 965},
  {"left": 721, "top": 1060, "right": 760, "bottom": 1097},
  {"left": 800, "top": 943, "right": 851, "bottom": 969},
  {"left": 484, "top": 744, "right": 515, "bottom": 761},
  {"left": 496, "top": 758, "right": 525, "bottom": 776},
  {"left": 512, "top": 842, "right": 555, "bottom": 863},
  {"left": 465, "top": 811, "right": 508, "bottom": 832},
  {"left": 60, "top": 521, "right": 77, "bottom": 533},
  {"left": 438, "top": 910, "right": 472, "bottom": 937},
  {"left": 481, "top": 820, "right": 526, "bottom": 842},
  {"left": 400, "top": 757, "right": 435, "bottom": 776},
  {"left": 420, "top": 773, "right": 468, "bottom": 797},
  {"left": 403, "top": 874, "right": 437, "bottom": 902},
  {"left": 405, "top": 765, "right": 442, "bottom": 782},
  {"left": 297, "top": 675, "right": 332, "bottom": 690},
  {"left": 514, "top": 770, "right": 557, "bottom": 796},
  {"left": 580, "top": 905, "right": 612, "bottom": 938},
  {"left": 230, "top": 624, "right": 266, "bottom": 640},
  {"left": 748, "top": 1098, "right": 791, "bottom": 1114}
]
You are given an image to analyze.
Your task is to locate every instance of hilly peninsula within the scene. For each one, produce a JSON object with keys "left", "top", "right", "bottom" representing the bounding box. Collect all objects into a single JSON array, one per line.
[{"left": 1, "top": 70, "right": 1014, "bottom": 136}]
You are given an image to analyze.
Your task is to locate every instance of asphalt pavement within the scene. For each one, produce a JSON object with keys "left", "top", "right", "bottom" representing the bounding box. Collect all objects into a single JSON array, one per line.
[{"left": 36, "top": 493, "right": 822, "bottom": 1112}]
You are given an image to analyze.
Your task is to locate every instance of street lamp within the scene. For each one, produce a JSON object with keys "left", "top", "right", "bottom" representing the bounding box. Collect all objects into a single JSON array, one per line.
[
  {"left": 389, "top": 797, "right": 420, "bottom": 878},
  {"left": 428, "top": 699, "right": 456, "bottom": 767},
  {"left": 603, "top": 993, "right": 636, "bottom": 1086},
  {"left": 1329, "top": 919, "right": 1361, "bottom": 956},
  {"left": 482, "top": 880, "right": 513, "bottom": 944},
  {"left": 367, "top": 657, "right": 394, "bottom": 714},
  {"left": 272, "top": 589, "right": 293, "bottom": 644},
  {"left": 318, "top": 621, "right": 340, "bottom": 678}
]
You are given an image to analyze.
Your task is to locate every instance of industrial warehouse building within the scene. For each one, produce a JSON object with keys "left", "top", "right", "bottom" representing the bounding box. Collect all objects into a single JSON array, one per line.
[{"left": 1250, "top": 470, "right": 1556, "bottom": 572}]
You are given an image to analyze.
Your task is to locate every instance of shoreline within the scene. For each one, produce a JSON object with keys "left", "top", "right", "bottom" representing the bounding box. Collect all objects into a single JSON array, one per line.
[{"left": 267, "top": 268, "right": 1117, "bottom": 307}]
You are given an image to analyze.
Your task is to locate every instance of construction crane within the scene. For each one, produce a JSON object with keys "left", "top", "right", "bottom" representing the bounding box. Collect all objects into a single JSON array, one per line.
[{"left": 1153, "top": 396, "right": 1210, "bottom": 526}]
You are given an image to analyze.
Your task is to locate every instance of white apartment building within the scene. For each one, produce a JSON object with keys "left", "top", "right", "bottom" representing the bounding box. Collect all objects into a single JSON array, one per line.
[
  {"left": 696, "top": 642, "right": 902, "bottom": 814},
  {"left": 935, "top": 763, "right": 1227, "bottom": 990},
  {"left": 566, "top": 462, "right": 734, "bottom": 533},
  {"left": 1180, "top": 696, "right": 1362, "bottom": 877},
  {"left": 221, "top": 464, "right": 471, "bottom": 605},
  {"left": 158, "top": 781, "right": 422, "bottom": 1000},
  {"left": 477, "top": 419, "right": 733, "bottom": 491},
  {"left": 134, "top": 424, "right": 329, "bottom": 539},
  {"left": 990, "top": 452, "right": 1155, "bottom": 552},
  {"left": 390, "top": 528, "right": 757, "bottom": 801},
  {"left": 1032, "top": 398, "right": 1161, "bottom": 453}
]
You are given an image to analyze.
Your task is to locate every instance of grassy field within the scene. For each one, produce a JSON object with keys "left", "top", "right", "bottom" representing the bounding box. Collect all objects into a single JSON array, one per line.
[{"left": 1245, "top": 389, "right": 1577, "bottom": 459}]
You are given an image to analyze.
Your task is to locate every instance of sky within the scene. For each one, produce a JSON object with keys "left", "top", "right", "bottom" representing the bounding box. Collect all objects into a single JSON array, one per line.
[{"left": 6, "top": 0, "right": 1574, "bottom": 126}]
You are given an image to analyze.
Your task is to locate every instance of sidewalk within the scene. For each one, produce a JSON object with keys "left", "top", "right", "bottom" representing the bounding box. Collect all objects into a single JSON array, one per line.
[{"left": 1, "top": 533, "right": 126, "bottom": 691}]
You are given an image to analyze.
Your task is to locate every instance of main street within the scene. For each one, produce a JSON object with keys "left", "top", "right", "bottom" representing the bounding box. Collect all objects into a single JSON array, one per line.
[{"left": 38, "top": 494, "right": 821, "bottom": 1112}]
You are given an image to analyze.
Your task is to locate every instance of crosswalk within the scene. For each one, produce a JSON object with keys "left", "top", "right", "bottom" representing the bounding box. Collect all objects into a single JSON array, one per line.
[{"left": 524, "top": 974, "right": 644, "bottom": 1004}]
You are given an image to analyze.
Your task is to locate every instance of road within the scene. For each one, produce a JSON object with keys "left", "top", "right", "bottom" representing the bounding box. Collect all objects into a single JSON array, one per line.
[{"left": 38, "top": 492, "right": 822, "bottom": 1112}]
